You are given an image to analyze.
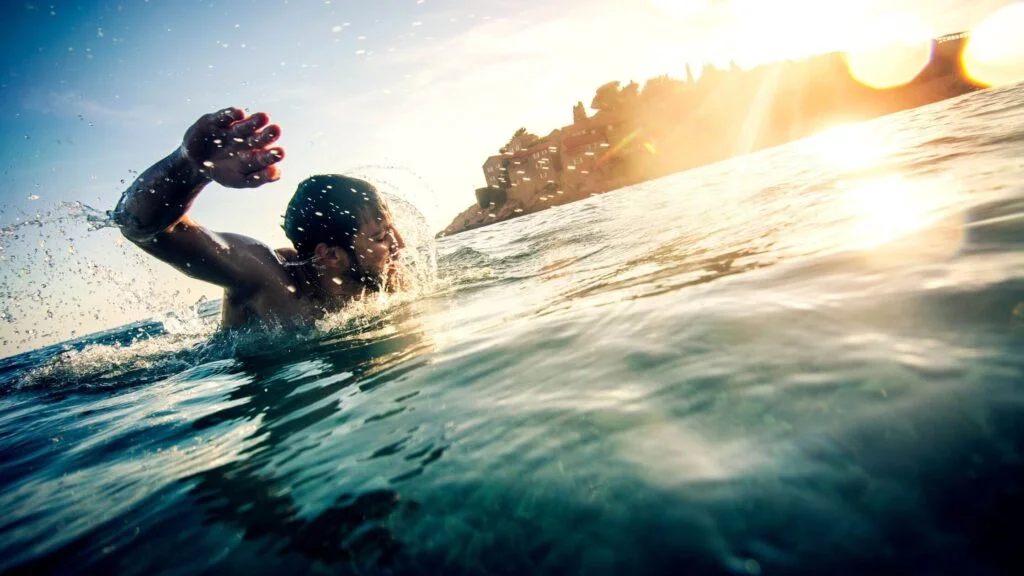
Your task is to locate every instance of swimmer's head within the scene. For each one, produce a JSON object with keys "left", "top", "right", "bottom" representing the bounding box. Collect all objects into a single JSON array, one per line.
[{"left": 284, "top": 174, "right": 405, "bottom": 285}]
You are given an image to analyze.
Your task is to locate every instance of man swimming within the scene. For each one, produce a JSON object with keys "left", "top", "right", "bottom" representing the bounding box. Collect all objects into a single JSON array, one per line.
[{"left": 113, "top": 107, "right": 407, "bottom": 329}]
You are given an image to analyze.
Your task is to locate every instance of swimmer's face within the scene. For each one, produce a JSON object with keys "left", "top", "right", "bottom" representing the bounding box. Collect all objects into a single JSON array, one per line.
[{"left": 351, "top": 215, "right": 406, "bottom": 284}]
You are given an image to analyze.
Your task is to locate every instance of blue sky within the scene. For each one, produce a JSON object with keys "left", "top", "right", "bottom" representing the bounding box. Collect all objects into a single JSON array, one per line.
[{"left": 0, "top": 0, "right": 1016, "bottom": 354}]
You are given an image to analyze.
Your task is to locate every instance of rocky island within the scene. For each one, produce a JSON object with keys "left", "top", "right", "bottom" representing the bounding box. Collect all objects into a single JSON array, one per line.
[{"left": 439, "top": 32, "right": 984, "bottom": 237}]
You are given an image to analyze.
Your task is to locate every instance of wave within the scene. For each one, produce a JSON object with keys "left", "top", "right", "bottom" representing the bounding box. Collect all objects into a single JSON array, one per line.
[
  {"left": 438, "top": 245, "right": 492, "bottom": 268},
  {"left": 918, "top": 134, "right": 981, "bottom": 148},
  {"left": 6, "top": 285, "right": 434, "bottom": 395},
  {"left": 981, "top": 130, "right": 1024, "bottom": 148}
]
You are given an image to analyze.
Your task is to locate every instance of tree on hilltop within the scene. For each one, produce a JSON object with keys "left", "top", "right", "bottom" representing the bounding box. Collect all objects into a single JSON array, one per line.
[
  {"left": 591, "top": 80, "right": 641, "bottom": 113},
  {"left": 499, "top": 127, "right": 539, "bottom": 153},
  {"left": 620, "top": 81, "right": 640, "bottom": 108},
  {"left": 591, "top": 81, "right": 622, "bottom": 112}
]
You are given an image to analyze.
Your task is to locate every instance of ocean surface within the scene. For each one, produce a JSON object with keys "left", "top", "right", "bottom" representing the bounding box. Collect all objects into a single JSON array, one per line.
[{"left": 2, "top": 83, "right": 1023, "bottom": 575}]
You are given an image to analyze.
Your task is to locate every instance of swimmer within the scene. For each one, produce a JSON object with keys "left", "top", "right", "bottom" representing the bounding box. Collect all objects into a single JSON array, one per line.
[{"left": 113, "top": 107, "right": 407, "bottom": 329}]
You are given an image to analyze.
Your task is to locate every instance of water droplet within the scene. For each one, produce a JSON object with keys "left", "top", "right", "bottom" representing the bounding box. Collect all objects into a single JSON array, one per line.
[
  {"left": 202, "top": 160, "right": 215, "bottom": 168},
  {"left": 286, "top": 285, "right": 296, "bottom": 293},
  {"left": 331, "top": 277, "right": 342, "bottom": 285},
  {"left": 27, "top": 194, "right": 39, "bottom": 201}
]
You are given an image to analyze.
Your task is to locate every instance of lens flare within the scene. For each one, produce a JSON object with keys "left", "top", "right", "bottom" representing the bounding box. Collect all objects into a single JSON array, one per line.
[
  {"left": 844, "top": 13, "right": 934, "bottom": 89},
  {"left": 962, "top": 3, "right": 1024, "bottom": 87}
]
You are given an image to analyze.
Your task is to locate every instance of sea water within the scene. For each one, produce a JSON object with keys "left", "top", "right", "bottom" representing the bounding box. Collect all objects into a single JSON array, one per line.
[{"left": 1, "top": 83, "right": 1023, "bottom": 575}]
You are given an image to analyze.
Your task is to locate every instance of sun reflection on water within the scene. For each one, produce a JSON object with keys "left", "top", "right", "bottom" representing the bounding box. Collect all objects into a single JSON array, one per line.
[
  {"left": 807, "top": 123, "right": 897, "bottom": 172},
  {"left": 841, "top": 176, "right": 930, "bottom": 249},
  {"left": 806, "top": 121, "right": 964, "bottom": 254},
  {"left": 838, "top": 175, "right": 965, "bottom": 258}
]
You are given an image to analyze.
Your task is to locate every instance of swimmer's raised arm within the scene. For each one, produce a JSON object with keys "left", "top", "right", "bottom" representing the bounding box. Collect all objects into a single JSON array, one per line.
[
  {"left": 113, "top": 107, "right": 288, "bottom": 291},
  {"left": 114, "top": 107, "right": 282, "bottom": 238}
]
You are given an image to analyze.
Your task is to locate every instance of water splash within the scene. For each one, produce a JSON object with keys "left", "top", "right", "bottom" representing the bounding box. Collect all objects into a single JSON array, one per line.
[
  {"left": 13, "top": 285, "right": 425, "bottom": 394},
  {"left": 0, "top": 167, "right": 441, "bottom": 358},
  {"left": 313, "top": 285, "right": 423, "bottom": 336},
  {"left": 341, "top": 163, "right": 443, "bottom": 224},
  {"left": 0, "top": 201, "right": 117, "bottom": 251},
  {"left": 282, "top": 255, "right": 319, "bottom": 268},
  {"left": 0, "top": 198, "right": 207, "bottom": 356},
  {"left": 16, "top": 331, "right": 218, "bottom": 393},
  {"left": 340, "top": 163, "right": 442, "bottom": 287}
]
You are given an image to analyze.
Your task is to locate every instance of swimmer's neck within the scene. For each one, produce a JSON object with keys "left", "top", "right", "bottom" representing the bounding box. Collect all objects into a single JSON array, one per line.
[{"left": 290, "top": 256, "right": 377, "bottom": 307}]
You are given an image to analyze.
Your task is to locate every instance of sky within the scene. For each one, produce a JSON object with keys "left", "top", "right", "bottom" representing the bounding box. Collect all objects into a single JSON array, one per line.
[{"left": 0, "top": 0, "right": 1018, "bottom": 355}]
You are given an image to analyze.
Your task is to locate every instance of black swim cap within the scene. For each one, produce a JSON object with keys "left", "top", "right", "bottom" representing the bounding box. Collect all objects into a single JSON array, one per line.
[{"left": 283, "top": 174, "right": 390, "bottom": 256}]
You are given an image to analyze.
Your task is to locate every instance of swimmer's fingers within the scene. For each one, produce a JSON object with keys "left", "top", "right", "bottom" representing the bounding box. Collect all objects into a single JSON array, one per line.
[
  {"left": 241, "top": 165, "right": 281, "bottom": 188},
  {"left": 205, "top": 107, "right": 245, "bottom": 128},
  {"left": 228, "top": 112, "right": 270, "bottom": 138},
  {"left": 391, "top": 227, "right": 407, "bottom": 250},
  {"left": 239, "top": 148, "right": 284, "bottom": 171},
  {"left": 247, "top": 124, "right": 282, "bottom": 149}
]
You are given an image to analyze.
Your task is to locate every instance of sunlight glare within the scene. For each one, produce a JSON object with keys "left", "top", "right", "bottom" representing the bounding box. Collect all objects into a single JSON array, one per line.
[
  {"left": 844, "top": 13, "right": 934, "bottom": 89},
  {"left": 843, "top": 176, "right": 933, "bottom": 250},
  {"left": 808, "top": 124, "right": 895, "bottom": 172},
  {"left": 962, "top": 3, "right": 1024, "bottom": 88},
  {"left": 648, "top": 0, "right": 709, "bottom": 18},
  {"left": 727, "top": 0, "right": 855, "bottom": 66}
]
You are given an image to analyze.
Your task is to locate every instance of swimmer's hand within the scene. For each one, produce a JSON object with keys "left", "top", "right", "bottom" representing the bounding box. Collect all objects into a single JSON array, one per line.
[
  {"left": 385, "top": 262, "right": 413, "bottom": 293},
  {"left": 181, "top": 107, "right": 285, "bottom": 189}
]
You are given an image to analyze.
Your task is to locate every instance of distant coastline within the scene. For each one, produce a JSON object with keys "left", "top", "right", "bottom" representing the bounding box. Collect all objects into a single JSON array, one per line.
[{"left": 438, "top": 32, "right": 982, "bottom": 238}]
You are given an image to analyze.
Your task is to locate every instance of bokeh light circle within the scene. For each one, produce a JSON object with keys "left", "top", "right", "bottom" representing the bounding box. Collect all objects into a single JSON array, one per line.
[
  {"left": 963, "top": 3, "right": 1024, "bottom": 87},
  {"left": 844, "top": 13, "right": 934, "bottom": 89}
]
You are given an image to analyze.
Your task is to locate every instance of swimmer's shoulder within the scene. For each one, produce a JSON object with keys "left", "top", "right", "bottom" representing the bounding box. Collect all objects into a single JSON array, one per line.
[
  {"left": 219, "top": 247, "right": 306, "bottom": 328},
  {"left": 274, "top": 247, "right": 320, "bottom": 299},
  {"left": 275, "top": 247, "right": 299, "bottom": 260}
]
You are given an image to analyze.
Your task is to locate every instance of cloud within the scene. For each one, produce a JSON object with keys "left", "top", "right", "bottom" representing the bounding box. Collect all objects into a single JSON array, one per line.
[{"left": 21, "top": 90, "right": 168, "bottom": 126}]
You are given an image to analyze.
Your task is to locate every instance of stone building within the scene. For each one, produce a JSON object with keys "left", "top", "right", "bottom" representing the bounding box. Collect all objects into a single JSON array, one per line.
[
  {"left": 479, "top": 104, "right": 639, "bottom": 205},
  {"left": 482, "top": 155, "right": 506, "bottom": 189},
  {"left": 506, "top": 140, "right": 561, "bottom": 204}
]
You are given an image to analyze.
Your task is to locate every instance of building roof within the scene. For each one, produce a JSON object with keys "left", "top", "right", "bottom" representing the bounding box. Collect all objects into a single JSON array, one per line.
[
  {"left": 482, "top": 155, "right": 505, "bottom": 169},
  {"left": 501, "top": 139, "right": 559, "bottom": 161},
  {"left": 562, "top": 132, "right": 607, "bottom": 152}
]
